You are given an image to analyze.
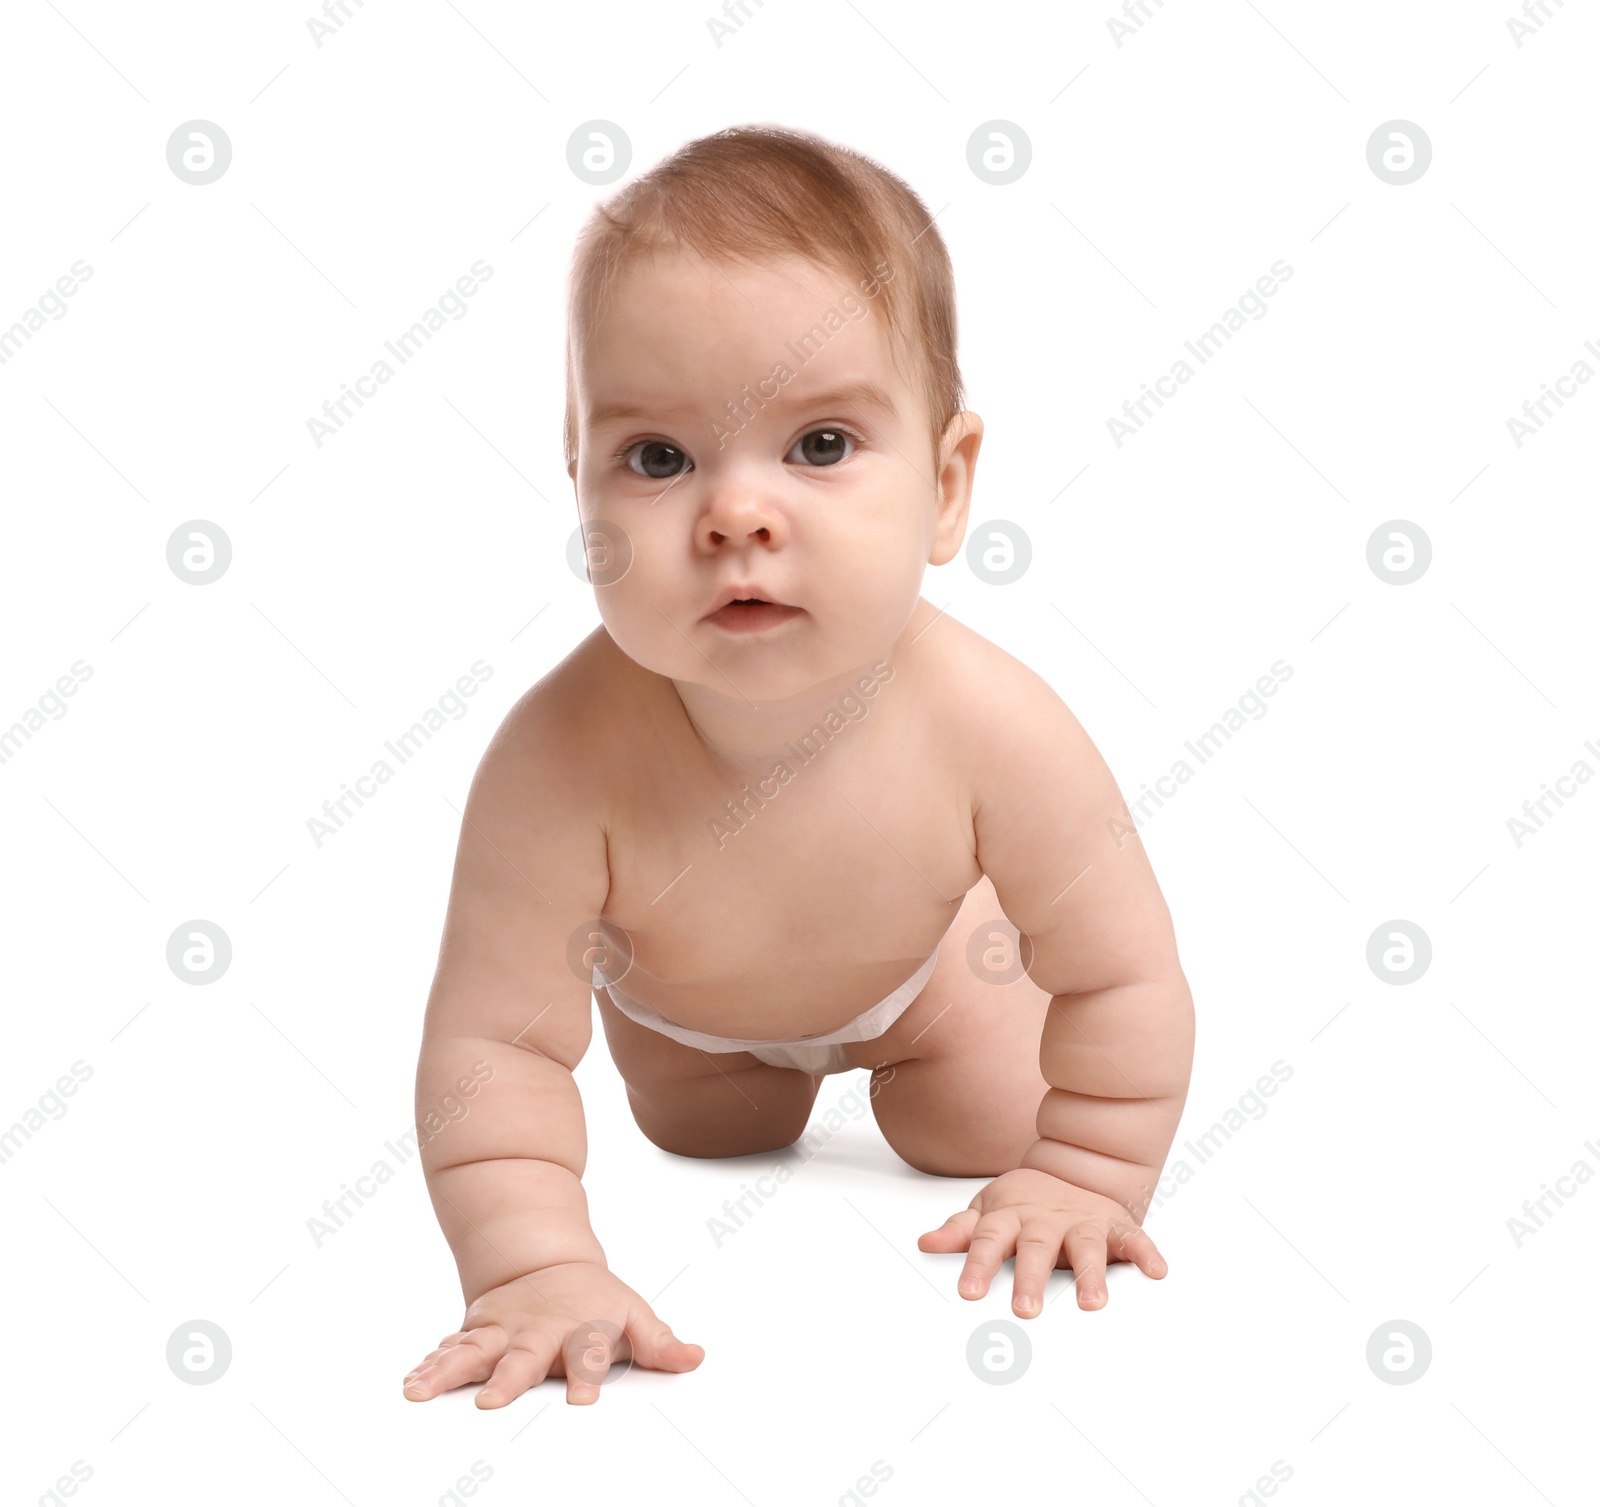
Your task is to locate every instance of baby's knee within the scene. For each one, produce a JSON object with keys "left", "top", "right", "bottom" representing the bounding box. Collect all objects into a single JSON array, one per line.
[
  {"left": 637, "top": 1117, "right": 809, "bottom": 1160},
  {"left": 890, "top": 1142, "right": 1006, "bottom": 1178},
  {"left": 624, "top": 1079, "right": 814, "bottom": 1160}
]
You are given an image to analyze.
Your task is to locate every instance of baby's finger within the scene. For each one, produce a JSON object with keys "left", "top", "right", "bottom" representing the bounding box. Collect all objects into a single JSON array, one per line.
[
  {"left": 476, "top": 1333, "right": 562, "bottom": 1409},
  {"left": 627, "top": 1314, "right": 705, "bottom": 1373},
  {"left": 1108, "top": 1220, "right": 1168, "bottom": 1279},
  {"left": 405, "top": 1329, "right": 470, "bottom": 1375},
  {"left": 957, "top": 1211, "right": 1022, "bottom": 1300},
  {"left": 562, "top": 1320, "right": 618, "bottom": 1406},
  {"left": 1065, "top": 1223, "right": 1110, "bottom": 1310},
  {"left": 918, "top": 1208, "right": 980, "bottom": 1252},
  {"left": 403, "top": 1326, "right": 506, "bottom": 1400},
  {"left": 1009, "top": 1221, "right": 1066, "bottom": 1318}
]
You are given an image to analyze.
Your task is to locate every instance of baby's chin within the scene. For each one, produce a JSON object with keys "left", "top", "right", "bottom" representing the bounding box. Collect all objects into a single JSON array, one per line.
[{"left": 606, "top": 612, "right": 875, "bottom": 701}]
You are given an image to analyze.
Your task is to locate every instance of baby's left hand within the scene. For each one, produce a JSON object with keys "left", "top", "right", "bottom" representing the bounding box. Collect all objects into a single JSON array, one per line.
[{"left": 918, "top": 1167, "right": 1168, "bottom": 1316}]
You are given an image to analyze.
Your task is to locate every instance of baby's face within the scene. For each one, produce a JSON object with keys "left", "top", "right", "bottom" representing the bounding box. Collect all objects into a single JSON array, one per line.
[{"left": 569, "top": 249, "right": 974, "bottom": 705}]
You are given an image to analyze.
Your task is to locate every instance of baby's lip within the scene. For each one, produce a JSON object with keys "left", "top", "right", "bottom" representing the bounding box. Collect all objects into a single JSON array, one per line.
[
  {"left": 703, "top": 599, "right": 804, "bottom": 634},
  {"left": 703, "top": 585, "right": 795, "bottom": 616}
]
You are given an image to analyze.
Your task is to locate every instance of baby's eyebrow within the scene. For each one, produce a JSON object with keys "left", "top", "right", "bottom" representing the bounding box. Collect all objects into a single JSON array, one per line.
[
  {"left": 787, "top": 380, "right": 898, "bottom": 421},
  {"left": 586, "top": 378, "right": 897, "bottom": 430},
  {"left": 585, "top": 396, "right": 661, "bottom": 429}
]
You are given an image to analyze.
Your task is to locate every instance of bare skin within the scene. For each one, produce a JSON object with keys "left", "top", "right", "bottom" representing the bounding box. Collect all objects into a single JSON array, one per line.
[{"left": 405, "top": 248, "right": 1194, "bottom": 1409}]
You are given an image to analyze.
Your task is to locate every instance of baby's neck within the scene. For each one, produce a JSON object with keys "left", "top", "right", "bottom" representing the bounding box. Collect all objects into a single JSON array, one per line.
[{"left": 671, "top": 660, "right": 889, "bottom": 769}]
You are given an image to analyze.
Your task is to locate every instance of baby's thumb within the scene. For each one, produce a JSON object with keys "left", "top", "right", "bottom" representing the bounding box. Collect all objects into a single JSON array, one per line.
[
  {"left": 918, "top": 1208, "right": 980, "bottom": 1249},
  {"left": 629, "top": 1314, "right": 705, "bottom": 1372}
]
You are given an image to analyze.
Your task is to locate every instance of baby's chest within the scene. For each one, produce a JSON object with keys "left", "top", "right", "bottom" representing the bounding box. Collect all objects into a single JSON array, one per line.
[{"left": 603, "top": 748, "right": 978, "bottom": 981}]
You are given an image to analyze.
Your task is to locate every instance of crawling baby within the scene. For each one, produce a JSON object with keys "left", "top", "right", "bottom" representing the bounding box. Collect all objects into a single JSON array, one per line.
[{"left": 404, "top": 123, "right": 1195, "bottom": 1408}]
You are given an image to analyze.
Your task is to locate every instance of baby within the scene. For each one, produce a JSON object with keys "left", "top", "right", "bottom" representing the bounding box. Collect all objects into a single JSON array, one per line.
[{"left": 404, "top": 124, "right": 1195, "bottom": 1408}]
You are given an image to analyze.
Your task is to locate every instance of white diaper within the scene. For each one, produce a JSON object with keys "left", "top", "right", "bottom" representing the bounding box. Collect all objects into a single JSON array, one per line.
[{"left": 593, "top": 945, "right": 940, "bottom": 1076}]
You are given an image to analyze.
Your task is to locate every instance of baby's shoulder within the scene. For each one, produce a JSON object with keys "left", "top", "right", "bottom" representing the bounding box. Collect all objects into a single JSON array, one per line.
[
  {"left": 478, "top": 626, "right": 647, "bottom": 797},
  {"left": 922, "top": 612, "right": 1074, "bottom": 725},
  {"left": 917, "top": 613, "right": 1092, "bottom": 775}
]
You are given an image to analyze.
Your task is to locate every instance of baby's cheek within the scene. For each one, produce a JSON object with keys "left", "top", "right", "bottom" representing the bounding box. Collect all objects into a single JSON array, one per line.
[
  {"left": 596, "top": 588, "right": 699, "bottom": 677},
  {"left": 593, "top": 588, "right": 652, "bottom": 646}
]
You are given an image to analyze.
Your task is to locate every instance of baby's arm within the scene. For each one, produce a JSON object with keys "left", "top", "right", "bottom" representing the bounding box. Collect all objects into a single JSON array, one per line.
[
  {"left": 993, "top": 699, "right": 1194, "bottom": 1214},
  {"left": 925, "top": 657, "right": 1195, "bottom": 1311},
  {"left": 404, "top": 703, "right": 702, "bottom": 1406}
]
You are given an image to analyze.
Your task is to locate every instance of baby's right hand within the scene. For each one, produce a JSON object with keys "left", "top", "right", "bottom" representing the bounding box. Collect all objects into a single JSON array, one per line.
[{"left": 402, "top": 1261, "right": 704, "bottom": 1407}]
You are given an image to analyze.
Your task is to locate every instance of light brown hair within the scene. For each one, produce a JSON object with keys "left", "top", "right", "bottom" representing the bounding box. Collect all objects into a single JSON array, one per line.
[{"left": 563, "top": 124, "right": 965, "bottom": 473}]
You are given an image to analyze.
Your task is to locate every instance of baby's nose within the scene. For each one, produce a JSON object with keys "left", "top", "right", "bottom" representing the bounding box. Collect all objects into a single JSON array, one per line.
[{"left": 697, "top": 485, "right": 786, "bottom": 548}]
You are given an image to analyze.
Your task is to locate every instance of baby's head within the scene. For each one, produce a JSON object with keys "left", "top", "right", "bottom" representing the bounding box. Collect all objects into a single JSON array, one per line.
[{"left": 564, "top": 125, "right": 981, "bottom": 706}]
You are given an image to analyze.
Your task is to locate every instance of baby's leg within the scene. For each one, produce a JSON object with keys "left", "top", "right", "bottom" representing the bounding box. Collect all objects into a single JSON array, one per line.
[
  {"left": 844, "top": 874, "right": 1053, "bottom": 1176},
  {"left": 595, "top": 989, "right": 823, "bottom": 1158}
]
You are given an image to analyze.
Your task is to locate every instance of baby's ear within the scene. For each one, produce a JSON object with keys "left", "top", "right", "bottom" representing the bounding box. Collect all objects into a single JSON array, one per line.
[
  {"left": 927, "top": 412, "right": 983, "bottom": 567},
  {"left": 567, "top": 456, "right": 578, "bottom": 481}
]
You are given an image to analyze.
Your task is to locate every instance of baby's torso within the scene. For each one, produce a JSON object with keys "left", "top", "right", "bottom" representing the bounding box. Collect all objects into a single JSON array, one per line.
[{"left": 578, "top": 610, "right": 984, "bottom": 1039}]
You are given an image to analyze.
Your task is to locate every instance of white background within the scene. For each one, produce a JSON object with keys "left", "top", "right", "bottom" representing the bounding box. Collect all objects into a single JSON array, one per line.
[{"left": 2, "top": 1, "right": 1596, "bottom": 1503}]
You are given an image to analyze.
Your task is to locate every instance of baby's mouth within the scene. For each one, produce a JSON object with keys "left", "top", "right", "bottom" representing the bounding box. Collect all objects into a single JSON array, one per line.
[{"left": 704, "top": 598, "right": 804, "bottom": 633}]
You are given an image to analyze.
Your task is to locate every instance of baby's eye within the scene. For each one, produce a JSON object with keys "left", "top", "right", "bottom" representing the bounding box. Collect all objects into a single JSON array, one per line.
[
  {"left": 624, "top": 440, "right": 692, "bottom": 479},
  {"left": 786, "top": 428, "right": 855, "bottom": 467}
]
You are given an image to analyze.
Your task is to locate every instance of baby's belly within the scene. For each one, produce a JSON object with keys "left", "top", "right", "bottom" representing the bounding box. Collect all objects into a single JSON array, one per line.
[
  {"left": 599, "top": 864, "right": 979, "bottom": 1040},
  {"left": 594, "top": 702, "right": 980, "bottom": 1037}
]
